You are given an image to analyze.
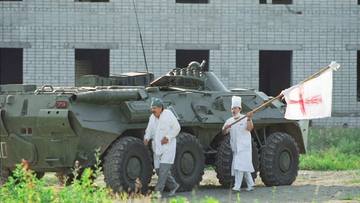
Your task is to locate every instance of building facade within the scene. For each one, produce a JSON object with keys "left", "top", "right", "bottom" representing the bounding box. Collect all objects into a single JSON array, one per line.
[{"left": 1, "top": 0, "right": 359, "bottom": 127}]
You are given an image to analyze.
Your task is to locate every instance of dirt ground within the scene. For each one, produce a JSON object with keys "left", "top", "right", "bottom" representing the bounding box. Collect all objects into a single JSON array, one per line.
[
  {"left": 47, "top": 169, "right": 360, "bottom": 203},
  {"left": 153, "top": 170, "right": 360, "bottom": 203}
]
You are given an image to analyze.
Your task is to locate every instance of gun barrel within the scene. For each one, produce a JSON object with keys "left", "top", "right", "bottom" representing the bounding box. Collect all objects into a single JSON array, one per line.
[{"left": 72, "top": 89, "right": 141, "bottom": 104}]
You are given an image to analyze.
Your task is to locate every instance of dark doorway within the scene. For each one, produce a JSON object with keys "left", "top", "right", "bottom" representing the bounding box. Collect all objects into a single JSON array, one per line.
[
  {"left": 357, "top": 51, "right": 359, "bottom": 101},
  {"left": 75, "top": 0, "right": 109, "bottom": 2},
  {"left": 74, "top": 49, "right": 109, "bottom": 84},
  {"left": 176, "top": 50, "right": 209, "bottom": 71},
  {"left": 176, "top": 0, "right": 209, "bottom": 3},
  {"left": 0, "top": 48, "right": 23, "bottom": 84},
  {"left": 259, "top": 0, "right": 292, "bottom": 4},
  {"left": 259, "top": 50, "right": 292, "bottom": 97}
]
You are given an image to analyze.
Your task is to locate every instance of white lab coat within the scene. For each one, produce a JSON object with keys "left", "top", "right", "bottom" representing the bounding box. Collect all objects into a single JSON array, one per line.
[
  {"left": 144, "top": 109, "right": 180, "bottom": 168},
  {"left": 222, "top": 114, "right": 254, "bottom": 175}
]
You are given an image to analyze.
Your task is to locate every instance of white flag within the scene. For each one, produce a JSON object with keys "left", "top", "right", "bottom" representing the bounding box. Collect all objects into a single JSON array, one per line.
[{"left": 281, "top": 62, "right": 340, "bottom": 120}]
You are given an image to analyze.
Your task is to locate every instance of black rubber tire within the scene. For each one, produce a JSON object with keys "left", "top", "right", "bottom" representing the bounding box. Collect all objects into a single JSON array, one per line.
[
  {"left": 34, "top": 172, "right": 45, "bottom": 180},
  {"left": 103, "top": 136, "right": 152, "bottom": 194},
  {"left": 260, "top": 132, "right": 299, "bottom": 186},
  {"left": 215, "top": 135, "right": 259, "bottom": 188},
  {"left": 0, "top": 166, "right": 12, "bottom": 186},
  {"left": 171, "top": 132, "right": 205, "bottom": 191}
]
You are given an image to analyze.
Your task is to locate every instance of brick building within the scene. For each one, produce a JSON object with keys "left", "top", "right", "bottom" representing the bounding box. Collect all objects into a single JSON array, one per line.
[{"left": 0, "top": 0, "right": 359, "bottom": 127}]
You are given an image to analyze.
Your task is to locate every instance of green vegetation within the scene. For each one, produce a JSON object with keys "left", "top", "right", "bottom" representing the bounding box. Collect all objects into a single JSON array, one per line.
[
  {"left": 300, "top": 127, "right": 360, "bottom": 171},
  {"left": 339, "top": 194, "right": 355, "bottom": 200},
  {"left": 271, "top": 186, "right": 276, "bottom": 202},
  {"left": 204, "top": 165, "right": 216, "bottom": 170},
  {"left": 0, "top": 149, "right": 225, "bottom": 203},
  {"left": 0, "top": 149, "right": 114, "bottom": 203},
  {"left": 0, "top": 162, "right": 226, "bottom": 203},
  {"left": 42, "top": 176, "right": 58, "bottom": 187}
]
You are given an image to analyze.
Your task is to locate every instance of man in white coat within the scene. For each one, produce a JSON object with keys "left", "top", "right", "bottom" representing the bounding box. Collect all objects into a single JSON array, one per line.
[
  {"left": 143, "top": 97, "right": 181, "bottom": 198},
  {"left": 222, "top": 96, "right": 255, "bottom": 192}
]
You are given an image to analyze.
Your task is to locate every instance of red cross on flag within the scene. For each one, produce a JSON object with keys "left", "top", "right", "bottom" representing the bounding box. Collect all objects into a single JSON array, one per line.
[{"left": 281, "top": 62, "right": 340, "bottom": 120}]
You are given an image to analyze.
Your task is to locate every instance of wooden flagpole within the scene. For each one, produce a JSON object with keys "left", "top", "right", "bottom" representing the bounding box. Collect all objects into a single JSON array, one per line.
[{"left": 228, "top": 65, "right": 333, "bottom": 127}]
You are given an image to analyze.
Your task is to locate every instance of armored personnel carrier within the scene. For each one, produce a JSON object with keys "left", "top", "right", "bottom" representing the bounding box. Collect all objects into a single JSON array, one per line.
[{"left": 0, "top": 61, "right": 309, "bottom": 193}]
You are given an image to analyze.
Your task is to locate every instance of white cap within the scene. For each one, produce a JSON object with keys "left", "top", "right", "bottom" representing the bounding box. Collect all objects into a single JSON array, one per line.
[{"left": 231, "top": 96, "right": 242, "bottom": 108}]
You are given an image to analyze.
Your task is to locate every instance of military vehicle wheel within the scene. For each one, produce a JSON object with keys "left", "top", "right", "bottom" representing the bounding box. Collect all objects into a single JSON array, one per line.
[
  {"left": 34, "top": 172, "right": 45, "bottom": 179},
  {"left": 103, "top": 136, "right": 152, "bottom": 193},
  {"left": 0, "top": 166, "right": 12, "bottom": 185},
  {"left": 215, "top": 136, "right": 259, "bottom": 188},
  {"left": 172, "top": 132, "right": 205, "bottom": 191},
  {"left": 260, "top": 132, "right": 299, "bottom": 186}
]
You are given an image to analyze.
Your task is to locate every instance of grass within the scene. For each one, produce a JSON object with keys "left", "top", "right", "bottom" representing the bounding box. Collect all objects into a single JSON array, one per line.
[
  {"left": 339, "top": 194, "right": 355, "bottom": 200},
  {"left": 271, "top": 186, "right": 276, "bottom": 202},
  {"left": 297, "top": 126, "right": 360, "bottom": 203},
  {"left": 300, "top": 127, "right": 360, "bottom": 171},
  {"left": 346, "top": 179, "right": 360, "bottom": 184},
  {"left": 42, "top": 176, "right": 58, "bottom": 187}
]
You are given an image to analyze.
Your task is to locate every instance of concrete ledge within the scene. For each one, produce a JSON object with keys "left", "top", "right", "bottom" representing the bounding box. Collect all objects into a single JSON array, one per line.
[
  {"left": 346, "top": 44, "right": 360, "bottom": 50},
  {"left": 64, "top": 43, "right": 119, "bottom": 49},
  {"left": 0, "top": 42, "right": 31, "bottom": 48},
  {"left": 248, "top": 44, "right": 302, "bottom": 50},
  {"left": 166, "top": 43, "right": 220, "bottom": 50}
]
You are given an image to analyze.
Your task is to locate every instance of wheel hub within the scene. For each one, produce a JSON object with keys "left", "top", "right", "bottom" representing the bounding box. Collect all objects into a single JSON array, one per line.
[
  {"left": 181, "top": 152, "right": 195, "bottom": 175},
  {"left": 279, "top": 150, "right": 291, "bottom": 173},
  {"left": 127, "top": 157, "right": 141, "bottom": 180}
]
